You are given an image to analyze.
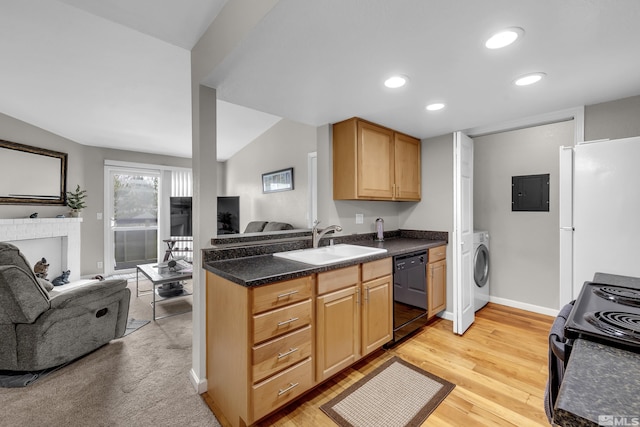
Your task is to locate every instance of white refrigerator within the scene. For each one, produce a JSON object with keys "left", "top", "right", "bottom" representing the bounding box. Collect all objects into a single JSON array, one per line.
[{"left": 566, "top": 136, "right": 640, "bottom": 299}]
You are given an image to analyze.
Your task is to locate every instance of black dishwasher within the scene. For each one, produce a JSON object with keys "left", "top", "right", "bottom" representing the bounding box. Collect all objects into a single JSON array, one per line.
[{"left": 389, "top": 251, "right": 428, "bottom": 344}]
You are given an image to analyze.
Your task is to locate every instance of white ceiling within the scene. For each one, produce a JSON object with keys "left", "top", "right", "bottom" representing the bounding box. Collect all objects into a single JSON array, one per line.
[{"left": 2, "top": 1, "right": 640, "bottom": 161}]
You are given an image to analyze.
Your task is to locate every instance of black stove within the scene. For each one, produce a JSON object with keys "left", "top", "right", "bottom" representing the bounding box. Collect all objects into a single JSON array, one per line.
[{"left": 565, "top": 282, "right": 640, "bottom": 353}]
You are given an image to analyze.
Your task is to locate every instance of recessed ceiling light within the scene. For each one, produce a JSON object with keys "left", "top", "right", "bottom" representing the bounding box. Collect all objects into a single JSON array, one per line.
[
  {"left": 485, "top": 27, "right": 524, "bottom": 49},
  {"left": 514, "top": 72, "right": 546, "bottom": 86},
  {"left": 426, "top": 103, "right": 445, "bottom": 111},
  {"left": 384, "top": 75, "right": 408, "bottom": 88}
]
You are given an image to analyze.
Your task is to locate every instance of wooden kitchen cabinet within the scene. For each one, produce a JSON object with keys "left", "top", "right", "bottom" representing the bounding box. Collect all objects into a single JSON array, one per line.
[
  {"left": 333, "top": 117, "right": 421, "bottom": 201},
  {"left": 315, "top": 265, "right": 360, "bottom": 381},
  {"left": 394, "top": 131, "right": 422, "bottom": 200},
  {"left": 206, "top": 272, "right": 314, "bottom": 427},
  {"left": 361, "top": 268, "right": 393, "bottom": 356},
  {"left": 427, "top": 246, "right": 447, "bottom": 319},
  {"left": 315, "top": 259, "right": 392, "bottom": 381},
  {"left": 206, "top": 257, "right": 393, "bottom": 425}
]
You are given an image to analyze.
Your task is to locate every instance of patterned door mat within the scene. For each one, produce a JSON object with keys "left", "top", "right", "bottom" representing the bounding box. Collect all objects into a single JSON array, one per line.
[{"left": 320, "top": 356, "right": 455, "bottom": 427}]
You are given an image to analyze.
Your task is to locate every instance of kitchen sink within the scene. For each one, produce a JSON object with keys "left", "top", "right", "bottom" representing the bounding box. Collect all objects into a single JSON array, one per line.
[{"left": 273, "top": 244, "right": 387, "bottom": 266}]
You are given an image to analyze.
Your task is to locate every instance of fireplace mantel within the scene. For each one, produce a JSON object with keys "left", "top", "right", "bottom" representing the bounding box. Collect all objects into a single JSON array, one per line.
[{"left": 0, "top": 218, "right": 83, "bottom": 281}]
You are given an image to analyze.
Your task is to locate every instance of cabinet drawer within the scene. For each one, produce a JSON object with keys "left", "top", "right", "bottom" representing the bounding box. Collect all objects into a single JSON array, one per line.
[
  {"left": 252, "top": 357, "right": 313, "bottom": 422},
  {"left": 317, "top": 265, "right": 359, "bottom": 295},
  {"left": 428, "top": 245, "right": 446, "bottom": 263},
  {"left": 252, "top": 325, "right": 312, "bottom": 383},
  {"left": 252, "top": 276, "right": 312, "bottom": 314},
  {"left": 253, "top": 299, "right": 312, "bottom": 344},
  {"left": 362, "top": 257, "right": 392, "bottom": 282}
]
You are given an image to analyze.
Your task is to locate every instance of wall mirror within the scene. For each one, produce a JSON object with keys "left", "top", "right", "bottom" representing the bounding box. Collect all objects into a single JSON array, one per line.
[{"left": 0, "top": 140, "right": 68, "bottom": 205}]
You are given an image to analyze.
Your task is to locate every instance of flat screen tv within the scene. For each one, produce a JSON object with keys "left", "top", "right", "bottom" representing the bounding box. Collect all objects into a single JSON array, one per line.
[{"left": 170, "top": 196, "right": 192, "bottom": 237}]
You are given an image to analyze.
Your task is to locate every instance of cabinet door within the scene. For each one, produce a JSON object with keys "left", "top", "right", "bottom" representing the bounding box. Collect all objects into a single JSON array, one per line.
[
  {"left": 316, "top": 286, "right": 360, "bottom": 381},
  {"left": 361, "top": 275, "right": 393, "bottom": 356},
  {"left": 428, "top": 259, "right": 447, "bottom": 319},
  {"left": 357, "top": 121, "right": 395, "bottom": 199},
  {"left": 394, "top": 133, "right": 421, "bottom": 200}
]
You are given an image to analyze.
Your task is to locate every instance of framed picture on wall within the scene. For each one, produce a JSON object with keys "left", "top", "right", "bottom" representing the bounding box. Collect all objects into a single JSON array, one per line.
[{"left": 262, "top": 168, "right": 294, "bottom": 193}]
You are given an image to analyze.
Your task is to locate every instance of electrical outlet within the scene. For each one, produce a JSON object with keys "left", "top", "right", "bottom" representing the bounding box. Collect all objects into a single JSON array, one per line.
[
  {"left": 355, "top": 213, "right": 364, "bottom": 224},
  {"left": 97, "top": 212, "right": 103, "bottom": 220},
  {"left": 97, "top": 261, "right": 103, "bottom": 269}
]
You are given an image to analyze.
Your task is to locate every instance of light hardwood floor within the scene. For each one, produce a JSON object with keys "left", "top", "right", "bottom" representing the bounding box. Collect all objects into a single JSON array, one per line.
[{"left": 203, "top": 303, "right": 553, "bottom": 426}]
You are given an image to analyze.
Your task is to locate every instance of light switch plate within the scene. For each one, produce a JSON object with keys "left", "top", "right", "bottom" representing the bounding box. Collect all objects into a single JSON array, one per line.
[{"left": 355, "top": 213, "right": 364, "bottom": 224}]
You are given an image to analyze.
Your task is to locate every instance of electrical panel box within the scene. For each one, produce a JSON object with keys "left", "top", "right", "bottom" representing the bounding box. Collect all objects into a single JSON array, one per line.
[{"left": 512, "top": 174, "right": 550, "bottom": 212}]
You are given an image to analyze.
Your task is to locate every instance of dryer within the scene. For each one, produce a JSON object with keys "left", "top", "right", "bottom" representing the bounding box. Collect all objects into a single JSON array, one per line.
[{"left": 473, "top": 230, "right": 490, "bottom": 311}]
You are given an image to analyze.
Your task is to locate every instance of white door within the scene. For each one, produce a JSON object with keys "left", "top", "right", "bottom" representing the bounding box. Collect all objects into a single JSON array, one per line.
[{"left": 453, "top": 132, "right": 475, "bottom": 334}]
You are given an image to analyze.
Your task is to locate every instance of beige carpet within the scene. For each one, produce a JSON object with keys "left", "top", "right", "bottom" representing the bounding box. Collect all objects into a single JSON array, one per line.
[
  {"left": 0, "top": 279, "right": 221, "bottom": 427},
  {"left": 321, "top": 356, "right": 455, "bottom": 427}
]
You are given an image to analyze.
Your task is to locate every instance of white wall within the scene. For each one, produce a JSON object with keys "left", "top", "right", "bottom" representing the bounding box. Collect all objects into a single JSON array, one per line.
[
  {"left": 216, "top": 161, "right": 226, "bottom": 196},
  {"left": 585, "top": 95, "right": 640, "bottom": 140},
  {"left": 473, "top": 121, "right": 574, "bottom": 310},
  {"left": 224, "top": 119, "right": 316, "bottom": 231},
  {"left": 399, "top": 133, "right": 454, "bottom": 311}
]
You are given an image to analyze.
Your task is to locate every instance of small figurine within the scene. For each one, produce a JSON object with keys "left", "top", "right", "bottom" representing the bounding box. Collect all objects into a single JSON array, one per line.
[
  {"left": 34, "top": 258, "right": 50, "bottom": 280},
  {"left": 52, "top": 270, "right": 71, "bottom": 286},
  {"left": 29, "top": 212, "right": 38, "bottom": 218}
]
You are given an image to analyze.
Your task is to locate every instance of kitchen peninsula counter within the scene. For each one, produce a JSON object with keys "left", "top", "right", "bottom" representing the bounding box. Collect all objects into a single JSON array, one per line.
[{"left": 202, "top": 230, "right": 447, "bottom": 287}]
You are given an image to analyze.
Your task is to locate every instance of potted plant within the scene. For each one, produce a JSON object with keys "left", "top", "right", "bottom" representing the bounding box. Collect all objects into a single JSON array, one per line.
[{"left": 66, "top": 184, "right": 87, "bottom": 217}]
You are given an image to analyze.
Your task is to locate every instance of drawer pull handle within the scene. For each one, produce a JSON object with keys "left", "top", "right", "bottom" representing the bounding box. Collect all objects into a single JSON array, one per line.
[
  {"left": 277, "top": 347, "right": 299, "bottom": 359},
  {"left": 277, "top": 382, "right": 299, "bottom": 396},
  {"left": 277, "top": 290, "right": 299, "bottom": 299},
  {"left": 277, "top": 317, "right": 299, "bottom": 327}
]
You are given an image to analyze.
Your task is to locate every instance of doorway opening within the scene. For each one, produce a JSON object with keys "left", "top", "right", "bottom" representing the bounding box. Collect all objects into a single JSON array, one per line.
[{"left": 106, "top": 167, "right": 160, "bottom": 274}]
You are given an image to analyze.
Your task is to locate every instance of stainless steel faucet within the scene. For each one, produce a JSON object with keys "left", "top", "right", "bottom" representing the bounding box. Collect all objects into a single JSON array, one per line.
[{"left": 312, "top": 220, "right": 342, "bottom": 248}]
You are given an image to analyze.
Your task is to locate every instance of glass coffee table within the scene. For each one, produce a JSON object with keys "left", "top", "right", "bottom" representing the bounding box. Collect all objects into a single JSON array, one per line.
[{"left": 136, "top": 261, "right": 193, "bottom": 321}]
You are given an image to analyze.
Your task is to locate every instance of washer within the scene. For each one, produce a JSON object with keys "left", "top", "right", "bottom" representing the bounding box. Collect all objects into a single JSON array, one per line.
[{"left": 473, "top": 230, "right": 490, "bottom": 312}]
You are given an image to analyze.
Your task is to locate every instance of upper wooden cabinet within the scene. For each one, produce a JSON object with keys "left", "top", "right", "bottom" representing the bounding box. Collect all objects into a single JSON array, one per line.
[{"left": 333, "top": 117, "right": 421, "bottom": 201}]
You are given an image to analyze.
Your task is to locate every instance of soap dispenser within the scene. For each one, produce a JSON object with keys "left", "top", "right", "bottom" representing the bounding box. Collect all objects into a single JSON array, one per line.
[{"left": 375, "top": 218, "right": 384, "bottom": 241}]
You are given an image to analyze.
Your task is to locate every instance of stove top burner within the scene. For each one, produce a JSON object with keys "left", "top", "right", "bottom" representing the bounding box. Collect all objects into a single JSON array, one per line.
[
  {"left": 585, "top": 311, "right": 640, "bottom": 341},
  {"left": 593, "top": 286, "right": 640, "bottom": 308},
  {"left": 565, "top": 283, "right": 640, "bottom": 353}
]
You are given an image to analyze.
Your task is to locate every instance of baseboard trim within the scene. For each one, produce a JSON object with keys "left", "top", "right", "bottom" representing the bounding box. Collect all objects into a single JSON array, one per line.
[
  {"left": 489, "top": 296, "right": 559, "bottom": 317},
  {"left": 430, "top": 301, "right": 556, "bottom": 323},
  {"left": 439, "top": 310, "right": 454, "bottom": 321},
  {"left": 189, "top": 368, "right": 208, "bottom": 394}
]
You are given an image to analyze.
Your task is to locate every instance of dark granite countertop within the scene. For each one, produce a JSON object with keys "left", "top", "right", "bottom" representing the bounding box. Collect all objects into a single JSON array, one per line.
[
  {"left": 553, "top": 338, "right": 640, "bottom": 426},
  {"left": 202, "top": 234, "right": 446, "bottom": 287}
]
